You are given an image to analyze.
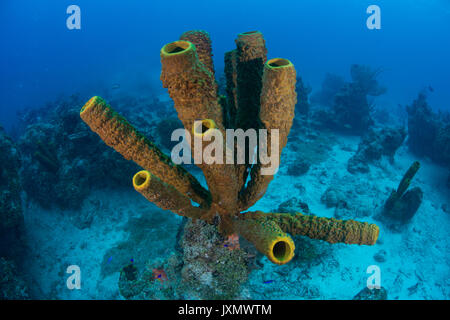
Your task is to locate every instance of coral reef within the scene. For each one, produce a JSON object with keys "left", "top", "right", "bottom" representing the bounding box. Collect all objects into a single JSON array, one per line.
[
  {"left": 118, "top": 219, "right": 252, "bottom": 300},
  {"left": 310, "top": 73, "right": 345, "bottom": 107},
  {"left": 0, "top": 126, "right": 25, "bottom": 260},
  {"left": 406, "top": 92, "right": 438, "bottom": 158},
  {"left": 434, "top": 122, "right": 450, "bottom": 165},
  {"left": 17, "top": 95, "right": 141, "bottom": 209},
  {"left": 295, "top": 76, "right": 312, "bottom": 117},
  {"left": 332, "top": 82, "right": 374, "bottom": 133},
  {"left": 313, "top": 65, "right": 386, "bottom": 135},
  {"left": 177, "top": 219, "right": 250, "bottom": 299},
  {"left": 347, "top": 126, "right": 406, "bottom": 173},
  {"left": 378, "top": 161, "right": 423, "bottom": 229},
  {"left": 80, "top": 30, "right": 379, "bottom": 268},
  {"left": 349, "top": 64, "right": 386, "bottom": 97},
  {"left": 0, "top": 127, "right": 28, "bottom": 300},
  {"left": 353, "top": 287, "right": 388, "bottom": 300},
  {"left": 0, "top": 257, "right": 29, "bottom": 300},
  {"left": 406, "top": 91, "right": 450, "bottom": 168}
]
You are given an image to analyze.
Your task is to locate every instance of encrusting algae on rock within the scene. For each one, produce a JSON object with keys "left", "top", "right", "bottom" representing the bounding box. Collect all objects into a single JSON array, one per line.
[{"left": 80, "top": 29, "right": 379, "bottom": 265}]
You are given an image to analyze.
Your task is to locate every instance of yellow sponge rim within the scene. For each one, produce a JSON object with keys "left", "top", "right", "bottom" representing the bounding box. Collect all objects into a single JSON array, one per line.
[
  {"left": 192, "top": 119, "right": 217, "bottom": 138},
  {"left": 161, "top": 40, "right": 194, "bottom": 57},
  {"left": 266, "top": 58, "right": 293, "bottom": 69},
  {"left": 268, "top": 235, "right": 295, "bottom": 265},
  {"left": 238, "top": 30, "right": 262, "bottom": 36},
  {"left": 132, "top": 170, "right": 151, "bottom": 191},
  {"left": 80, "top": 96, "right": 100, "bottom": 115}
]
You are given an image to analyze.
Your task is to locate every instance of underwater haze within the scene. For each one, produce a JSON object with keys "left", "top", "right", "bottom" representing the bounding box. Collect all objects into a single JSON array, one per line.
[
  {"left": 1, "top": 0, "right": 450, "bottom": 130},
  {"left": 0, "top": 0, "right": 449, "bottom": 300}
]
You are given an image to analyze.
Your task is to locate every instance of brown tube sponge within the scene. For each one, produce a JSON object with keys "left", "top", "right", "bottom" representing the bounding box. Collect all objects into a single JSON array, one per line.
[
  {"left": 160, "top": 40, "right": 223, "bottom": 131},
  {"left": 160, "top": 41, "right": 239, "bottom": 214},
  {"left": 80, "top": 96, "right": 210, "bottom": 206},
  {"left": 180, "top": 30, "right": 215, "bottom": 76},
  {"left": 233, "top": 214, "right": 295, "bottom": 265},
  {"left": 238, "top": 58, "right": 297, "bottom": 211},
  {"left": 224, "top": 49, "right": 238, "bottom": 128},
  {"left": 234, "top": 31, "right": 268, "bottom": 192},
  {"left": 235, "top": 31, "right": 267, "bottom": 64},
  {"left": 133, "top": 170, "right": 205, "bottom": 219},
  {"left": 191, "top": 119, "right": 240, "bottom": 216},
  {"left": 260, "top": 58, "right": 297, "bottom": 148},
  {"left": 241, "top": 211, "right": 379, "bottom": 246},
  {"left": 234, "top": 31, "right": 267, "bottom": 131}
]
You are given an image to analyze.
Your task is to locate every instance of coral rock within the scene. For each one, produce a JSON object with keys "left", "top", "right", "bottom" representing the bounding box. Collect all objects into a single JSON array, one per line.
[{"left": 353, "top": 287, "right": 388, "bottom": 300}]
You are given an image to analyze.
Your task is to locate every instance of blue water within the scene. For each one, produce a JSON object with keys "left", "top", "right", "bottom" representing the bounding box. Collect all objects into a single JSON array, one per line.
[
  {"left": 0, "top": 0, "right": 449, "bottom": 300},
  {"left": 1, "top": 0, "right": 450, "bottom": 130}
]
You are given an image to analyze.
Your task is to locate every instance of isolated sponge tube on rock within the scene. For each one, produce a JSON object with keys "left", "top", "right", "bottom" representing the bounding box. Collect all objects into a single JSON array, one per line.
[{"left": 385, "top": 161, "right": 421, "bottom": 211}]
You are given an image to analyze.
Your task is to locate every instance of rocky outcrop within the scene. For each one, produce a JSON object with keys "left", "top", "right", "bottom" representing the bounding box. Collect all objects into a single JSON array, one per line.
[{"left": 347, "top": 126, "right": 406, "bottom": 174}]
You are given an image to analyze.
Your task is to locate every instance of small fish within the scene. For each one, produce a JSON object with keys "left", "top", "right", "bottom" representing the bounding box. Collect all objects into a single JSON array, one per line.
[
  {"left": 106, "top": 256, "right": 113, "bottom": 264},
  {"left": 263, "top": 280, "right": 274, "bottom": 284},
  {"left": 152, "top": 268, "right": 168, "bottom": 283},
  {"left": 112, "top": 83, "right": 121, "bottom": 90}
]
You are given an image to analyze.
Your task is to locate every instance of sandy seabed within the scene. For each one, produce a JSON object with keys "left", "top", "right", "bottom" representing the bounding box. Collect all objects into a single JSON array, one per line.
[{"left": 23, "top": 133, "right": 450, "bottom": 300}]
